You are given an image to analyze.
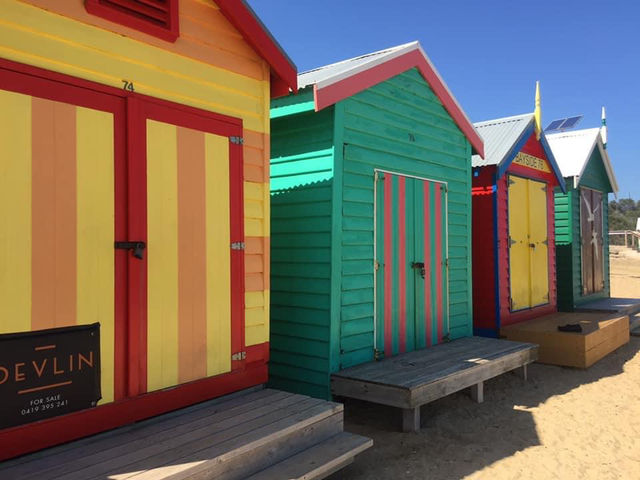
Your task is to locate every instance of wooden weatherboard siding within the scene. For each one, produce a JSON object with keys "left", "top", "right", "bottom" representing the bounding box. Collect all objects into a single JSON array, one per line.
[
  {"left": 339, "top": 68, "right": 472, "bottom": 368},
  {"left": 269, "top": 100, "right": 336, "bottom": 399},
  {"left": 269, "top": 69, "right": 473, "bottom": 399},
  {"left": 555, "top": 147, "right": 612, "bottom": 311}
]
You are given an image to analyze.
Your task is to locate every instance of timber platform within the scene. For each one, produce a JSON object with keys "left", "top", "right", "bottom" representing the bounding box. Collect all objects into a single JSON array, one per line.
[
  {"left": 0, "top": 388, "right": 371, "bottom": 480},
  {"left": 574, "top": 297, "right": 640, "bottom": 334},
  {"left": 331, "top": 336, "right": 537, "bottom": 432},
  {"left": 501, "top": 312, "right": 629, "bottom": 368}
]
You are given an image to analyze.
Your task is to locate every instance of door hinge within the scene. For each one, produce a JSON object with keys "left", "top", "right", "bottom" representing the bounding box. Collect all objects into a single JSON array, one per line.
[
  {"left": 231, "top": 351, "right": 246, "bottom": 361},
  {"left": 231, "top": 242, "right": 245, "bottom": 250},
  {"left": 374, "top": 260, "right": 380, "bottom": 271},
  {"left": 230, "top": 136, "right": 244, "bottom": 145},
  {"left": 444, "top": 258, "right": 449, "bottom": 268},
  {"left": 508, "top": 177, "right": 516, "bottom": 186},
  {"left": 509, "top": 236, "right": 517, "bottom": 246},
  {"left": 542, "top": 239, "right": 548, "bottom": 246},
  {"left": 374, "top": 348, "right": 384, "bottom": 361}
]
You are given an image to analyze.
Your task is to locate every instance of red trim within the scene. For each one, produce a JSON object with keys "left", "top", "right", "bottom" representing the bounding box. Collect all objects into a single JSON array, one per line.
[
  {"left": 383, "top": 174, "right": 392, "bottom": 356},
  {"left": 215, "top": 0, "right": 297, "bottom": 96},
  {"left": 230, "top": 139, "right": 246, "bottom": 369},
  {"left": 397, "top": 176, "right": 406, "bottom": 353},
  {"left": 423, "top": 182, "right": 432, "bottom": 347},
  {"left": 85, "top": 0, "right": 179, "bottom": 43},
  {"left": 114, "top": 98, "right": 128, "bottom": 401},
  {"left": 314, "top": 49, "right": 484, "bottom": 157},
  {"left": 435, "top": 185, "right": 444, "bottom": 342},
  {"left": 0, "top": 363, "right": 267, "bottom": 461},
  {"left": 125, "top": 96, "right": 147, "bottom": 396}
]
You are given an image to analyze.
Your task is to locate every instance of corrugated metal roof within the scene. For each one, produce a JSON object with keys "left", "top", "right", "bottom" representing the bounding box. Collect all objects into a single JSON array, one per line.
[
  {"left": 298, "top": 42, "right": 417, "bottom": 89},
  {"left": 546, "top": 128, "right": 618, "bottom": 192},
  {"left": 471, "top": 113, "right": 534, "bottom": 167},
  {"left": 294, "top": 41, "right": 485, "bottom": 157}
]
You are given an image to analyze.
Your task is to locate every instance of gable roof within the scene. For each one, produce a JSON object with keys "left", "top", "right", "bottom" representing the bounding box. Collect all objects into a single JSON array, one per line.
[
  {"left": 215, "top": 0, "right": 297, "bottom": 97},
  {"left": 297, "top": 41, "right": 484, "bottom": 157},
  {"left": 546, "top": 128, "right": 618, "bottom": 192},
  {"left": 472, "top": 113, "right": 533, "bottom": 168},
  {"left": 471, "top": 113, "right": 566, "bottom": 192}
]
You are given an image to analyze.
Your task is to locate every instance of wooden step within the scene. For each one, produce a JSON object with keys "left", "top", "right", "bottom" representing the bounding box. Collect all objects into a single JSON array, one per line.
[
  {"left": 245, "top": 432, "right": 373, "bottom": 480},
  {"left": 0, "top": 388, "right": 355, "bottom": 480}
]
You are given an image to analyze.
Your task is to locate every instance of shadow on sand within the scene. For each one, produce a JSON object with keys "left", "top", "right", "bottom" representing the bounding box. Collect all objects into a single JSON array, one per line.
[{"left": 328, "top": 337, "right": 640, "bottom": 480}]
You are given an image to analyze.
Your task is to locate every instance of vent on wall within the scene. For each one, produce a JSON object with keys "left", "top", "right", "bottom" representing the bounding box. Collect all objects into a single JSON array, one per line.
[{"left": 85, "top": 0, "right": 180, "bottom": 42}]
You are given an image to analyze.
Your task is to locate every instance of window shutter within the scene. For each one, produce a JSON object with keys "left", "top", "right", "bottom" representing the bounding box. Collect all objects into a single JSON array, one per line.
[{"left": 85, "top": 0, "right": 179, "bottom": 42}]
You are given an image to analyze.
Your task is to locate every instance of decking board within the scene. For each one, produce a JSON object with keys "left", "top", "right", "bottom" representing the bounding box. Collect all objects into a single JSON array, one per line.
[{"left": 331, "top": 337, "right": 537, "bottom": 430}]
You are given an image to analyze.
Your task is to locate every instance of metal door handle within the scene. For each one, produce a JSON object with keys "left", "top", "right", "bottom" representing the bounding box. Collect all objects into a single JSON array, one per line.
[
  {"left": 529, "top": 243, "right": 536, "bottom": 249},
  {"left": 115, "top": 241, "right": 146, "bottom": 260},
  {"left": 412, "top": 261, "right": 426, "bottom": 279}
]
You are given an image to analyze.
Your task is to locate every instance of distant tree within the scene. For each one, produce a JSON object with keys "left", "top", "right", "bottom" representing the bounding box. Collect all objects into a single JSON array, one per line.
[{"left": 609, "top": 197, "right": 640, "bottom": 243}]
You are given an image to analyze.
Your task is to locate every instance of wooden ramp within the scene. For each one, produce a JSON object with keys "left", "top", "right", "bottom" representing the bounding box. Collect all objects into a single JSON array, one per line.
[
  {"left": 331, "top": 337, "right": 537, "bottom": 432},
  {"left": 0, "top": 388, "right": 372, "bottom": 480},
  {"left": 501, "top": 312, "right": 629, "bottom": 369}
]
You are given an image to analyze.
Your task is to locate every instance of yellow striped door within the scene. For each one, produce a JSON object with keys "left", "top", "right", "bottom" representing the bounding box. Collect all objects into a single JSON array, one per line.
[
  {"left": 508, "top": 176, "right": 531, "bottom": 310},
  {"left": 146, "top": 119, "right": 232, "bottom": 392},
  {"left": 0, "top": 89, "right": 116, "bottom": 404},
  {"left": 528, "top": 179, "right": 549, "bottom": 306}
]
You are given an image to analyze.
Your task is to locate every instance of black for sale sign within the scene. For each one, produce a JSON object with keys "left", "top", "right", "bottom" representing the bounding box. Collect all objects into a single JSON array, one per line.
[{"left": 0, "top": 323, "right": 101, "bottom": 430}]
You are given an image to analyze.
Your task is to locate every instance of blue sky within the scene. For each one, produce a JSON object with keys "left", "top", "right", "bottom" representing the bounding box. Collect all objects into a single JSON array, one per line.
[{"left": 248, "top": 0, "right": 639, "bottom": 199}]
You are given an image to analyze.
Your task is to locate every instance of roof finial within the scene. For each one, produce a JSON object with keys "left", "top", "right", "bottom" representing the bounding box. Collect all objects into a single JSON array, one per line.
[
  {"left": 534, "top": 81, "right": 541, "bottom": 140},
  {"left": 601, "top": 106, "right": 607, "bottom": 149}
]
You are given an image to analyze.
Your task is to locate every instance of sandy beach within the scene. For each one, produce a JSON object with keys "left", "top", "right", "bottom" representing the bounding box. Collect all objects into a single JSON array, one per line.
[{"left": 329, "top": 248, "right": 640, "bottom": 479}]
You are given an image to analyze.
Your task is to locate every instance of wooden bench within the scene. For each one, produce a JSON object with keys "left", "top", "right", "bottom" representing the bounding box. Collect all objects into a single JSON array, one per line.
[{"left": 331, "top": 336, "right": 538, "bottom": 432}]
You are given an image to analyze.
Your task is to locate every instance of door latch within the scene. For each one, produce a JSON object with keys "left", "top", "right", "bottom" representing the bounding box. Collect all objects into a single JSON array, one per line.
[
  {"left": 115, "top": 241, "right": 146, "bottom": 260},
  {"left": 411, "top": 261, "right": 426, "bottom": 279}
]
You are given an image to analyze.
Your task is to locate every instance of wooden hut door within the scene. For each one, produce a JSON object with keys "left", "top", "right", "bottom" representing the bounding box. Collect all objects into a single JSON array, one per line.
[
  {"left": 375, "top": 171, "right": 448, "bottom": 358},
  {"left": 580, "top": 188, "right": 604, "bottom": 295},
  {"left": 508, "top": 176, "right": 549, "bottom": 310},
  {"left": 139, "top": 100, "right": 244, "bottom": 394}
]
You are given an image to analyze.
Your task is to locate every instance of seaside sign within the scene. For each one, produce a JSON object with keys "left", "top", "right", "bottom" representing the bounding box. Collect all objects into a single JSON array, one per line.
[{"left": 0, "top": 323, "right": 101, "bottom": 429}]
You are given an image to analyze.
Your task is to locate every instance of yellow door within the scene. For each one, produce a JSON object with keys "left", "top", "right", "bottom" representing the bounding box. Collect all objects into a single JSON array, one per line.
[
  {"left": 508, "top": 176, "right": 549, "bottom": 310},
  {"left": 528, "top": 179, "right": 549, "bottom": 306},
  {"left": 508, "top": 176, "right": 531, "bottom": 310},
  {"left": 145, "top": 115, "right": 234, "bottom": 392}
]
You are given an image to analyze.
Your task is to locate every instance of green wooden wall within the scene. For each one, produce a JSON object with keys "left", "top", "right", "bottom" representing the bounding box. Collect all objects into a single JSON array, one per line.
[
  {"left": 269, "top": 69, "right": 473, "bottom": 399},
  {"left": 336, "top": 68, "right": 473, "bottom": 370},
  {"left": 554, "top": 147, "right": 613, "bottom": 311},
  {"left": 269, "top": 99, "right": 336, "bottom": 399}
]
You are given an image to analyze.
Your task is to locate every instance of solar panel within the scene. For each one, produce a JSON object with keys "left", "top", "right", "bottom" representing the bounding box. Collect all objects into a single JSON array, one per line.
[
  {"left": 545, "top": 119, "right": 565, "bottom": 131},
  {"left": 560, "top": 115, "right": 582, "bottom": 129},
  {"left": 544, "top": 115, "right": 584, "bottom": 133}
]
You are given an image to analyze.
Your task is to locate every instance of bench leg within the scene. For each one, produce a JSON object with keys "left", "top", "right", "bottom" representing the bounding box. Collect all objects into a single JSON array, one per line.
[
  {"left": 470, "top": 381, "right": 484, "bottom": 403},
  {"left": 402, "top": 407, "right": 420, "bottom": 432},
  {"left": 514, "top": 364, "right": 528, "bottom": 381}
]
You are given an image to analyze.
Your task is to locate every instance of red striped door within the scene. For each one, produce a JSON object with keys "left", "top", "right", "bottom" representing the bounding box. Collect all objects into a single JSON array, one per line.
[{"left": 375, "top": 171, "right": 448, "bottom": 358}]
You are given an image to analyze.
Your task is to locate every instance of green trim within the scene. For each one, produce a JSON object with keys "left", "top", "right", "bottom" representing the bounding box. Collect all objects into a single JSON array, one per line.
[
  {"left": 328, "top": 101, "right": 344, "bottom": 375},
  {"left": 271, "top": 100, "right": 316, "bottom": 119}
]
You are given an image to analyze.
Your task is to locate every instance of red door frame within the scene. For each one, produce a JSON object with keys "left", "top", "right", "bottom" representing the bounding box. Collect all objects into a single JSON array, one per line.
[{"left": 0, "top": 58, "right": 259, "bottom": 460}]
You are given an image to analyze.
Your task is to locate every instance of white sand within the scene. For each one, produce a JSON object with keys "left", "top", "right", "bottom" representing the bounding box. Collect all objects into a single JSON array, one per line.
[{"left": 329, "top": 251, "right": 640, "bottom": 479}]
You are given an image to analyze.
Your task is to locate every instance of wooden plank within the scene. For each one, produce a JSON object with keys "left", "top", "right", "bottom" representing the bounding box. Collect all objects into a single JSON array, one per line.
[
  {"left": 331, "top": 376, "right": 411, "bottom": 409},
  {"left": 334, "top": 337, "right": 517, "bottom": 380},
  {"left": 245, "top": 432, "right": 373, "bottom": 480},
  {"left": 0, "top": 387, "right": 276, "bottom": 478},
  {"left": 379, "top": 342, "right": 533, "bottom": 387},
  {"left": 410, "top": 348, "right": 537, "bottom": 407},
  {"left": 215, "top": 412, "right": 344, "bottom": 480},
  {"left": 402, "top": 407, "right": 421, "bottom": 433},
  {"left": 121, "top": 401, "right": 343, "bottom": 480},
  {"left": 39, "top": 395, "right": 320, "bottom": 480}
]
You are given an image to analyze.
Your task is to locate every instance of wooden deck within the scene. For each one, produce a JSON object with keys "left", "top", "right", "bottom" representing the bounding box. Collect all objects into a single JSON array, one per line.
[
  {"left": 331, "top": 336, "right": 537, "bottom": 432},
  {"left": 0, "top": 388, "right": 372, "bottom": 480},
  {"left": 574, "top": 297, "right": 640, "bottom": 316},
  {"left": 501, "top": 312, "right": 629, "bottom": 368}
]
